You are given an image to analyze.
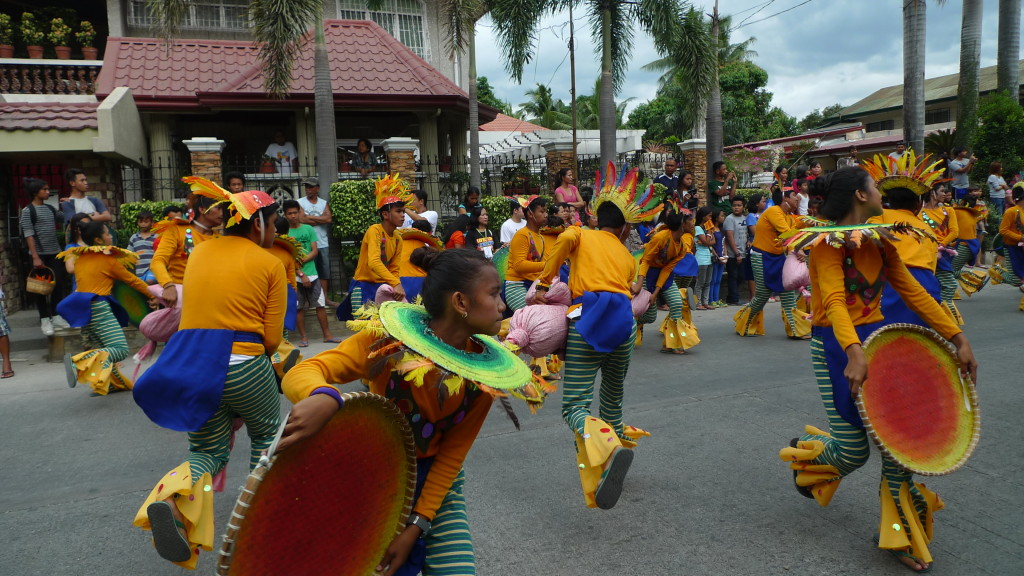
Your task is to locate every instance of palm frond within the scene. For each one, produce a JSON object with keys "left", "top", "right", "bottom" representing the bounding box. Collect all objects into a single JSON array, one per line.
[
  {"left": 145, "top": 0, "right": 192, "bottom": 46},
  {"left": 249, "top": 0, "right": 323, "bottom": 99},
  {"left": 488, "top": 0, "right": 550, "bottom": 82}
]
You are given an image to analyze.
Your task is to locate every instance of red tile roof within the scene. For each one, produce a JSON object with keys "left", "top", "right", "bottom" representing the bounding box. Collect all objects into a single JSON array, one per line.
[
  {"left": 480, "top": 113, "right": 547, "bottom": 132},
  {"left": 0, "top": 101, "right": 99, "bottom": 132},
  {"left": 96, "top": 19, "right": 496, "bottom": 121}
]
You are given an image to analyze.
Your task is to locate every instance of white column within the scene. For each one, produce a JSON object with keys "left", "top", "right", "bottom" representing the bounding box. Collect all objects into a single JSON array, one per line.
[{"left": 147, "top": 115, "right": 176, "bottom": 201}]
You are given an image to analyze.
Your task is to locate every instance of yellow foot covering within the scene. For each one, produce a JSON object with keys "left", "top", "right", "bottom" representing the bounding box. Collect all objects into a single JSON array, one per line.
[
  {"left": 943, "top": 301, "right": 965, "bottom": 326},
  {"left": 133, "top": 462, "right": 215, "bottom": 570},
  {"left": 783, "top": 308, "right": 812, "bottom": 339},
  {"left": 777, "top": 425, "right": 843, "bottom": 507},
  {"left": 545, "top": 354, "right": 563, "bottom": 377},
  {"left": 271, "top": 339, "right": 302, "bottom": 380},
  {"left": 1019, "top": 295, "right": 1024, "bottom": 312},
  {"left": 530, "top": 356, "right": 551, "bottom": 379},
  {"left": 574, "top": 417, "right": 650, "bottom": 508},
  {"left": 659, "top": 316, "right": 700, "bottom": 350},
  {"left": 987, "top": 266, "right": 1004, "bottom": 286},
  {"left": 953, "top": 289, "right": 962, "bottom": 300},
  {"left": 959, "top": 269, "right": 989, "bottom": 295},
  {"left": 733, "top": 306, "right": 765, "bottom": 336},
  {"left": 878, "top": 479, "right": 944, "bottom": 566},
  {"left": 71, "top": 349, "right": 133, "bottom": 395},
  {"left": 635, "top": 325, "right": 644, "bottom": 347}
]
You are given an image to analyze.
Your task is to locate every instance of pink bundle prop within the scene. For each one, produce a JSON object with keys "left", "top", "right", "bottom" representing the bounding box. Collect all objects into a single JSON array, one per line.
[
  {"left": 505, "top": 304, "right": 569, "bottom": 357},
  {"left": 132, "top": 306, "right": 182, "bottom": 379},
  {"left": 631, "top": 289, "right": 652, "bottom": 317},
  {"left": 526, "top": 279, "right": 571, "bottom": 306},
  {"left": 375, "top": 284, "right": 408, "bottom": 304},
  {"left": 783, "top": 252, "right": 810, "bottom": 291}
]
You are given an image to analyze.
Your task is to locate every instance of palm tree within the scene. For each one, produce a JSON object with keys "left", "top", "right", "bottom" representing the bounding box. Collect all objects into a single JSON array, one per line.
[
  {"left": 705, "top": 0, "right": 723, "bottom": 186},
  {"left": 574, "top": 77, "right": 633, "bottom": 129},
  {"left": 519, "top": 83, "right": 571, "bottom": 129},
  {"left": 997, "top": 0, "right": 1021, "bottom": 102},
  {"left": 490, "top": 0, "right": 691, "bottom": 166},
  {"left": 903, "top": 0, "right": 928, "bottom": 155},
  {"left": 954, "top": 0, "right": 983, "bottom": 149}
]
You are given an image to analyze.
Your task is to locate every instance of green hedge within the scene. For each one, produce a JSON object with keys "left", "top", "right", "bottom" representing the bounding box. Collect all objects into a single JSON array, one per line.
[
  {"left": 117, "top": 200, "right": 185, "bottom": 247},
  {"left": 329, "top": 179, "right": 388, "bottom": 265},
  {"left": 479, "top": 194, "right": 555, "bottom": 230}
]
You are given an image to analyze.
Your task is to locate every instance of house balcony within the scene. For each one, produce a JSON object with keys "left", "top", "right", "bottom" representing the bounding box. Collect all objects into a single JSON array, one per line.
[{"left": 0, "top": 58, "right": 102, "bottom": 96}]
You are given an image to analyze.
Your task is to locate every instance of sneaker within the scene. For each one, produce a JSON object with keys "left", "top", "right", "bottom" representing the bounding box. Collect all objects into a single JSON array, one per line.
[
  {"left": 40, "top": 317, "right": 55, "bottom": 336},
  {"left": 51, "top": 315, "right": 71, "bottom": 329}
]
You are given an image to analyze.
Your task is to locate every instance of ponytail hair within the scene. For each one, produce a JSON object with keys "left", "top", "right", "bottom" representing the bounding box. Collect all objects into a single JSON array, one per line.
[{"left": 814, "top": 167, "right": 874, "bottom": 222}]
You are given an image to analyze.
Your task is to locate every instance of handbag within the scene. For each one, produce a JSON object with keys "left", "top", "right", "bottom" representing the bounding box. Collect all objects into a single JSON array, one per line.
[{"left": 782, "top": 252, "right": 810, "bottom": 291}]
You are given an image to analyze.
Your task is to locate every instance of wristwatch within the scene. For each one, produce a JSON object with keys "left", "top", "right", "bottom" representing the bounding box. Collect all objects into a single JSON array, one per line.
[{"left": 407, "top": 513, "right": 431, "bottom": 535}]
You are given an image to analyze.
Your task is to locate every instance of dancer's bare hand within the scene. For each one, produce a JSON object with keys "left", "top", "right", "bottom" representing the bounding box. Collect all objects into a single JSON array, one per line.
[
  {"left": 276, "top": 394, "right": 339, "bottom": 452},
  {"left": 376, "top": 526, "right": 421, "bottom": 575},
  {"left": 844, "top": 344, "right": 868, "bottom": 398},
  {"left": 950, "top": 333, "right": 979, "bottom": 384},
  {"left": 162, "top": 285, "right": 178, "bottom": 306},
  {"left": 391, "top": 283, "right": 406, "bottom": 302}
]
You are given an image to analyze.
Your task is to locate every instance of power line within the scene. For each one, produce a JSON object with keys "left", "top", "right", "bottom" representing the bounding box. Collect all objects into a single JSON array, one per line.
[
  {"left": 730, "top": 0, "right": 817, "bottom": 32},
  {"left": 738, "top": 0, "right": 777, "bottom": 28}
]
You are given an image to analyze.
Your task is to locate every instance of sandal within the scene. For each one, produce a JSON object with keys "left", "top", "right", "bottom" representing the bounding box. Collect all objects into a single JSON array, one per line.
[
  {"left": 594, "top": 446, "right": 634, "bottom": 510},
  {"left": 1, "top": 370, "right": 13, "bottom": 379},
  {"left": 147, "top": 501, "right": 192, "bottom": 563},
  {"left": 297, "top": 340, "right": 309, "bottom": 348},
  {"left": 323, "top": 337, "right": 343, "bottom": 343},
  {"left": 886, "top": 548, "right": 932, "bottom": 573},
  {"left": 659, "top": 348, "right": 686, "bottom": 355}
]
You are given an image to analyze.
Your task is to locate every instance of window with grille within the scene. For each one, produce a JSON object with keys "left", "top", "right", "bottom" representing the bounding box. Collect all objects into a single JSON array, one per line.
[
  {"left": 866, "top": 119, "right": 895, "bottom": 133},
  {"left": 337, "top": 0, "right": 429, "bottom": 60},
  {"left": 128, "top": 0, "right": 251, "bottom": 31},
  {"left": 925, "top": 108, "right": 951, "bottom": 125}
]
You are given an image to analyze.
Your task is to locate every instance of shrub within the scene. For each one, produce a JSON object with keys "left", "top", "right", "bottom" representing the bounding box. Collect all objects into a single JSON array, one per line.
[
  {"left": 969, "top": 92, "right": 1024, "bottom": 184},
  {"left": 118, "top": 200, "right": 183, "bottom": 247},
  {"left": 329, "top": 179, "right": 383, "bottom": 265},
  {"left": 19, "top": 13, "right": 43, "bottom": 45},
  {"left": 75, "top": 20, "right": 95, "bottom": 47},
  {"left": 0, "top": 14, "right": 13, "bottom": 45},
  {"left": 47, "top": 17, "right": 71, "bottom": 46}
]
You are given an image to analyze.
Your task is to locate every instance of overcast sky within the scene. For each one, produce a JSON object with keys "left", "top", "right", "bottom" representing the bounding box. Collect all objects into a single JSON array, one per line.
[{"left": 474, "top": 0, "right": 1024, "bottom": 121}]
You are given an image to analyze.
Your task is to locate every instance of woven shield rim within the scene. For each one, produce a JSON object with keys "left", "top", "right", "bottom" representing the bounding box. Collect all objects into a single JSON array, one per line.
[
  {"left": 215, "top": 391, "right": 417, "bottom": 575},
  {"left": 856, "top": 323, "right": 981, "bottom": 476}
]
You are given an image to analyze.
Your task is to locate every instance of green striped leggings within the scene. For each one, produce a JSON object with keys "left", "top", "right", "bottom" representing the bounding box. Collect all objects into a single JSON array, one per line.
[
  {"left": 562, "top": 321, "right": 636, "bottom": 438},
  {"left": 83, "top": 299, "right": 129, "bottom": 365},
  {"left": 504, "top": 281, "right": 528, "bottom": 312},
  {"left": 640, "top": 280, "right": 683, "bottom": 325},
  {"left": 187, "top": 355, "right": 281, "bottom": 480},
  {"left": 748, "top": 251, "right": 800, "bottom": 333},
  {"left": 935, "top": 269, "right": 958, "bottom": 303},
  {"left": 802, "top": 335, "right": 870, "bottom": 476},
  {"left": 422, "top": 469, "right": 475, "bottom": 575},
  {"left": 951, "top": 243, "right": 973, "bottom": 277}
]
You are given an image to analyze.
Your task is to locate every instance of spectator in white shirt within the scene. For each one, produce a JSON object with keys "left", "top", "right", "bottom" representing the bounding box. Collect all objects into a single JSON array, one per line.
[
  {"left": 401, "top": 189, "right": 438, "bottom": 235},
  {"left": 264, "top": 130, "right": 298, "bottom": 175},
  {"left": 500, "top": 197, "right": 528, "bottom": 247}
]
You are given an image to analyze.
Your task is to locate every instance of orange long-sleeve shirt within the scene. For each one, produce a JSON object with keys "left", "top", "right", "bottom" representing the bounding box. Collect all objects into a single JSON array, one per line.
[
  {"left": 353, "top": 224, "right": 402, "bottom": 286},
  {"left": 953, "top": 207, "right": 983, "bottom": 240},
  {"left": 506, "top": 227, "right": 547, "bottom": 282},
  {"left": 538, "top": 227, "right": 635, "bottom": 305},
  {"left": 266, "top": 241, "right": 298, "bottom": 290},
  {"left": 752, "top": 206, "right": 800, "bottom": 255},
  {"left": 180, "top": 236, "right": 287, "bottom": 356},
  {"left": 920, "top": 205, "right": 959, "bottom": 247},
  {"left": 1000, "top": 205, "right": 1023, "bottom": 245},
  {"left": 150, "top": 221, "right": 219, "bottom": 286},
  {"left": 867, "top": 209, "right": 937, "bottom": 270},
  {"left": 809, "top": 240, "right": 961, "bottom": 351},
  {"left": 398, "top": 237, "right": 429, "bottom": 278},
  {"left": 638, "top": 228, "right": 687, "bottom": 288},
  {"left": 282, "top": 329, "right": 492, "bottom": 520},
  {"left": 72, "top": 251, "right": 152, "bottom": 298}
]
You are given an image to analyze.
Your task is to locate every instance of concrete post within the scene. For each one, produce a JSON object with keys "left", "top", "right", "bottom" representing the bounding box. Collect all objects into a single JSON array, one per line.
[
  {"left": 678, "top": 139, "right": 708, "bottom": 206},
  {"left": 542, "top": 139, "right": 577, "bottom": 195},
  {"left": 382, "top": 137, "right": 419, "bottom": 182},
  {"left": 183, "top": 137, "right": 226, "bottom": 186}
]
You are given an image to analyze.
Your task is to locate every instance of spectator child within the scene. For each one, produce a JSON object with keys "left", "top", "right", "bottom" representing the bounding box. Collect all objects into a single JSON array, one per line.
[
  {"left": 443, "top": 215, "right": 470, "bottom": 249},
  {"left": 283, "top": 200, "right": 340, "bottom": 346},
  {"left": 128, "top": 210, "right": 157, "bottom": 284},
  {"left": 500, "top": 197, "right": 528, "bottom": 246},
  {"left": 456, "top": 187, "right": 482, "bottom": 216},
  {"left": 723, "top": 197, "right": 749, "bottom": 305},
  {"left": 709, "top": 208, "right": 727, "bottom": 307},
  {"left": 693, "top": 207, "right": 715, "bottom": 309}
]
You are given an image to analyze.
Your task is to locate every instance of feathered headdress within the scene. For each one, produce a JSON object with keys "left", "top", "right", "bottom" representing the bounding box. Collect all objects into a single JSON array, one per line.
[
  {"left": 592, "top": 163, "right": 663, "bottom": 224},
  {"left": 860, "top": 150, "right": 949, "bottom": 196},
  {"left": 374, "top": 173, "right": 414, "bottom": 210},
  {"left": 183, "top": 176, "right": 276, "bottom": 227}
]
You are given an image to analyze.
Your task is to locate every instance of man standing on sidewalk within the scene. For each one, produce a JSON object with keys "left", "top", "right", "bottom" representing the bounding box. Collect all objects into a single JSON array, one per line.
[
  {"left": 60, "top": 169, "right": 112, "bottom": 224},
  {"left": 297, "top": 178, "right": 337, "bottom": 307}
]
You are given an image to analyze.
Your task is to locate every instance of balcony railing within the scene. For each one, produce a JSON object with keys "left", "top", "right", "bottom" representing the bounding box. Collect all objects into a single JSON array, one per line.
[{"left": 0, "top": 59, "right": 102, "bottom": 95}]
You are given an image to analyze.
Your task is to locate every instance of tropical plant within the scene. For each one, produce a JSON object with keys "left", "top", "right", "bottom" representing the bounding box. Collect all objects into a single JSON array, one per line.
[
  {"left": 329, "top": 178, "right": 377, "bottom": 264},
  {"left": 968, "top": 92, "right": 1024, "bottom": 183},
  {"left": 924, "top": 128, "right": 956, "bottom": 156},
  {"left": 519, "top": 83, "right": 571, "bottom": 129},
  {"left": 75, "top": 20, "right": 96, "bottom": 48},
  {"left": 997, "top": 0, "right": 1021, "bottom": 103},
  {"left": 953, "top": 0, "right": 982, "bottom": 149},
  {"left": 47, "top": 17, "right": 72, "bottom": 47},
  {"left": 490, "top": 0, "right": 693, "bottom": 166},
  {"left": 574, "top": 77, "right": 633, "bottom": 130},
  {"left": 0, "top": 14, "right": 13, "bottom": 45},
  {"left": 19, "top": 12, "right": 43, "bottom": 45},
  {"left": 117, "top": 201, "right": 185, "bottom": 247}
]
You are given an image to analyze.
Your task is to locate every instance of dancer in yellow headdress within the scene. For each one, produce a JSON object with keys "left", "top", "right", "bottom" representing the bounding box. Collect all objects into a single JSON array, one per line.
[{"left": 534, "top": 163, "right": 658, "bottom": 509}]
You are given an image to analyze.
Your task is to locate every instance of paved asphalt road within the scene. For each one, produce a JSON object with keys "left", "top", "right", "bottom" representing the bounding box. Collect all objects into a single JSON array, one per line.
[{"left": 1, "top": 284, "right": 1021, "bottom": 575}]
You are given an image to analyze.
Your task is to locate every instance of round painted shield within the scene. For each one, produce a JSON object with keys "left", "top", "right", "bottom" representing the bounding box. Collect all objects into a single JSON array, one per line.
[
  {"left": 216, "top": 392, "right": 416, "bottom": 575},
  {"left": 857, "top": 324, "right": 980, "bottom": 476}
]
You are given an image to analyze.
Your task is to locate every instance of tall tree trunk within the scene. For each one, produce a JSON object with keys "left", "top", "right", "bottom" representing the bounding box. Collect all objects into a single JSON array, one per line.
[
  {"left": 468, "top": 25, "right": 481, "bottom": 188},
  {"left": 705, "top": 1, "right": 723, "bottom": 188},
  {"left": 955, "top": 0, "right": 983, "bottom": 148},
  {"left": 314, "top": 21, "right": 337, "bottom": 198},
  {"left": 997, "top": 0, "right": 1021, "bottom": 102},
  {"left": 903, "top": 0, "right": 927, "bottom": 154},
  {"left": 599, "top": 7, "right": 616, "bottom": 167}
]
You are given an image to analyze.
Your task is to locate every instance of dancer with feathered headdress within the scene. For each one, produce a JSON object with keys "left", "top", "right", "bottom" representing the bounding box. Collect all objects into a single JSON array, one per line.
[
  {"left": 991, "top": 183, "right": 1024, "bottom": 309},
  {"left": 132, "top": 177, "right": 285, "bottom": 570},
  {"left": 337, "top": 173, "right": 412, "bottom": 321},
  {"left": 533, "top": 163, "right": 659, "bottom": 510}
]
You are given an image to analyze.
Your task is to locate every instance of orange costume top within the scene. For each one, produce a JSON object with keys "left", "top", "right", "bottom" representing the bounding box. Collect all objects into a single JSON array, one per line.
[
  {"left": 920, "top": 205, "right": 959, "bottom": 247},
  {"left": 398, "top": 237, "right": 429, "bottom": 278},
  {"left": 506, "top": 227, "right": 547, "bottom": 282},
  {"left": 538, "top": 227, "right": 635, "bottom": 306},
  {"left": 150, "top": 219, "right": 220, "bottom": 286},
  {"left": 953, "top": 206, "right": 984, "bottom": 240},
  {"left": 638, "top": 228, "right": 688, "bottom": 288},
  {"left": 751, "top": 206, "right": 802, "bottom": 255},
  {"left": 73, "top": 250, "right": 152, "bottom": 298},
  {"left": 267, "top": 239, "right": 298, "bottom": 290},
  {"left": 1000, "top": 205, "right": 1023, "bottom": 245},
  {"left": 180, "top": 236, "right": 287, "bottom": 357},
  {"left": 283, "top": 329, "right": 492, "bottom": 521},
  {"left": 809, "top": 240, "right": 960, "bottom": 351},
  {"left": 353, "top": 223, "right": 402, "bottom": 287},
  {"left": 867, "top": 209, "right": 937, "bottom": 270}
]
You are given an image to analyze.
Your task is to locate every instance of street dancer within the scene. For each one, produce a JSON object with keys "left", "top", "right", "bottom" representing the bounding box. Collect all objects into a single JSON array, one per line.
[
  {"left": 920, "top": 183, "right": 962, "bottom": 323},
  {"left": 634, "top": 210, "right": 699, "bottom": 354}
]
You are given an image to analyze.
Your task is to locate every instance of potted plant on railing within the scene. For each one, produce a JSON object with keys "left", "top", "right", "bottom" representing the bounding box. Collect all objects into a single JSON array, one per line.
[
  {"left": 20, "top": 13, "right": 44, "bottom": 59},
  {"left": 76, "top": 20, "right": 97, "bottom": 60},
  {"left": 258, "top": 154, "right": 277, "bottom": 174},
  {"left": 48, "top": 17, "right": 72, "bottom": 59},
  {"left": 0, "top": 14, "right": 13, "bottom": 58}
]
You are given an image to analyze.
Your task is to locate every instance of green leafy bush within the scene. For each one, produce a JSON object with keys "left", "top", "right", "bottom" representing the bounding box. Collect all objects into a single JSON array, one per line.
[
  {"left": 969, "top": 92, "right": 1024, "bottom": 184},
  {"left": 118, "top": 200, "right": 183, "bottom": 246},
  {"left": 329, "top": 179, "right": 383, "bottom": 265}
]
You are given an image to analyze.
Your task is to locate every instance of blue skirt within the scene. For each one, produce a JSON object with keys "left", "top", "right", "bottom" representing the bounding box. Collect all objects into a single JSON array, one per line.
[
  {"left": 284, "top": 284, "right": 297, "bottom": 331},
  {"left": 936, "top": 248, "right": 954, "bottom": 272},
  {"left": 752, "top": 247, "right": 786, "bottom": 293},
  {"left": 56, "top": 292, "right": 130, "bottom": 328},
  {"left": 643, "top": 267, "right": 674, "bottom": 293},
  {"left": 674, "top": 253, "right": 698, "bottom": 277},
  {"left": 571, "top": 291, "right": 634, "bottom": 353},
  {"left": 337, "top": 279, "right": 386, "bottom": 321},
  {"left": 814, "top": 321, "right": 885, "bottom": 429},
  {"left": 1008, "top": 244, "right": 1024, "bottom": 278},
  {"left": 401, "top": 276, "right": 425, "bottom": 303},
  {"left": 956, "top": 238, "right": 980, "bottom": 261},
  {"left": 880, "top": 266, "right": 941, "bottom": 327}
]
